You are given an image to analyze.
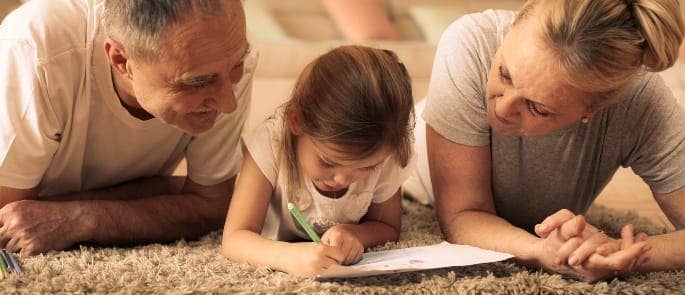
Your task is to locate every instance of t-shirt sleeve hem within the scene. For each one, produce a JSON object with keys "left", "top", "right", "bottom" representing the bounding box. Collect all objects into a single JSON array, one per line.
[
  {"left": 0, "top": 172, "right": 41, "bottom": 189},
  {"left": 423, "top": 110, "right": 490, "bottom": 147}
]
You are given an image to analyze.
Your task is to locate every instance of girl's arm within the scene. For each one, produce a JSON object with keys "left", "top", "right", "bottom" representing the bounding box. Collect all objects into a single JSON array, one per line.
[
  {"left": 221, "top": 147, "right": 285, "bottom": 266},
  {"left": 221, "top": 148, "right": 345, "bottom": 276},
  {"left": 330, "top": 189, "right": 403, "bottom": 248}
]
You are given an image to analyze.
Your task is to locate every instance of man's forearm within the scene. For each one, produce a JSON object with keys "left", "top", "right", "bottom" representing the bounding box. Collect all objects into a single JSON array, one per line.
[
  {"left": 442, "top": 210, "right": 540, "bottom": 262},
  {"left": 75, "top": 192, "right": 229, "bottom": 245},
  {"left": 43, "top": 176, "right": 185, "bottom": 202}
]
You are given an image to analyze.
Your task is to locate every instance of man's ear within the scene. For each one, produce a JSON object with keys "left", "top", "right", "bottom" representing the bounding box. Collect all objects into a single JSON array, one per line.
[
  {"left": 287, "top": 107, "right": 303, "bottom": 136},
  {"left": 104, "top": 37, "right": 133, "bottom": 79}
]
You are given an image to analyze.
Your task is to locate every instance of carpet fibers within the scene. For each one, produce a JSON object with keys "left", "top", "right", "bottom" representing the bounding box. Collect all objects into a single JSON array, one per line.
[{"left": 1, "top": 199, "right": 683, "bottom": 294}]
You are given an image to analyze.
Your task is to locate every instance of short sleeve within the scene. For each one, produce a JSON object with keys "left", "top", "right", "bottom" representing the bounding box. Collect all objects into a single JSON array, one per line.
[
  {"left": 622, "top": 74, "right": 685, "bottom": 194},
  {"left": 242, "top": 117, "right": 281, "bottom": 187},
  {"left": 372, "top": 152, "right": 417, "bottom": 203},
  {"left": 422, "top": 11, "right": 514, "bottom": 146},
  {"left": 0, "top": 39, "right": 61, "bottom": 189},
  {"left": 185, "top": 50, "right": 258, "bottom": 186}
]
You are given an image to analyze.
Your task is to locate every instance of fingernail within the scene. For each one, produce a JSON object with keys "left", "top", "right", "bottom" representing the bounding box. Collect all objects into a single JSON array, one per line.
[
  {"left": 569, "top": 257, "right": 577, "bottom": 266},
  {"left": 538, "top": 224, "right": 547, "bottom": 232},
  {"left": 554, "top": 257, "right": 561, "bottom": 265}
]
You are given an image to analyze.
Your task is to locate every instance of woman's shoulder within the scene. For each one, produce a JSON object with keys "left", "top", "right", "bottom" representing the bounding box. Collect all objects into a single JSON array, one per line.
[{"left": 438, "top": 9, "right": 517, "bottom": 50}]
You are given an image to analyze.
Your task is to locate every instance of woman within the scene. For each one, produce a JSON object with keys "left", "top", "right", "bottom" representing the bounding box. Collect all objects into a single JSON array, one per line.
[{"left": 415, "top": 0, "right": 685, "bottom": 281}]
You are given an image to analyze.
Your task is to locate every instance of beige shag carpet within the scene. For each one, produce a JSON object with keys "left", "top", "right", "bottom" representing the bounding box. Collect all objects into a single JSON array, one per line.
[{"left": 0, "top": 198, "right": 683, "bottom": 294}]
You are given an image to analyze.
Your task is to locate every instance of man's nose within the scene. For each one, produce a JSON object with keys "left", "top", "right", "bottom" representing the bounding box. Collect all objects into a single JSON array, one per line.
[{"left": 207, "top": 83, "right": 237, "bottom": 114}]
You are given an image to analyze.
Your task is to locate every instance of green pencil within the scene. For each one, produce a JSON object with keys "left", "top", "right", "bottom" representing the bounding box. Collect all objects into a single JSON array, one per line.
[
  {"left": 0, "top": 251, "right": 8, "bottom": 277},
  {"left": 0, "top": 251, "right": 7, "bottom": 278},
  {"left": 288, "top": 202, "right": 321, "bottom": 243}
]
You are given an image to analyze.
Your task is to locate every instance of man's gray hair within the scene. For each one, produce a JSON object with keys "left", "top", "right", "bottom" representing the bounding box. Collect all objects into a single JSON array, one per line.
[{"left": 103, "top": 0, "right": 230, "bottom": 61}]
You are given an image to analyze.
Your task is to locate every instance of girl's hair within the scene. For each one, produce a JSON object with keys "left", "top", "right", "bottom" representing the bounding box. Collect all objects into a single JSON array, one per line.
[
  {"left": 279, "top": 45, "right": 414, "bottom": 208},
  {"left": 514, "top": 0, "right": 684, "bottom": 106}
]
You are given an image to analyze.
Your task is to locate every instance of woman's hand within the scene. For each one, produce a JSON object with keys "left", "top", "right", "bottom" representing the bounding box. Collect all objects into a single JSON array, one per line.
[
  {"left": 321, "top": 224, "right": 365, "bottom": 265},
  {"left": 533, "top": 209, "right": 651, "bottom": 281}
]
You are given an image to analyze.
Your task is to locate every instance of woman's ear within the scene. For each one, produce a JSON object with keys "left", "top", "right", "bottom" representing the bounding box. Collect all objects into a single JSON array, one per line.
[{"left": 287, "top": 107, "right": 304, "bottom": 136}]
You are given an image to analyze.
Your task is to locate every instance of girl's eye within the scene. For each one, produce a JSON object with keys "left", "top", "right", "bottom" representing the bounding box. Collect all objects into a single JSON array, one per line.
[
  {"left": 499, "top": 66, "right": 512, "bottom": 83},
  {"left": 361, "top": 165, "right": 378, "bottom": 172},
  {"left": 527, "top": 100, "right": 549, "bottom": 117},
  {"left": 319, "top": 159, "right": 335, "bottom": 168}
]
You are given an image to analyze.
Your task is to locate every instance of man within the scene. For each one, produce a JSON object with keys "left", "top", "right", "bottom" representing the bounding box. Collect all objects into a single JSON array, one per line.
[{"left": 0, "top": 0, "right": 255, "bottom": 256}]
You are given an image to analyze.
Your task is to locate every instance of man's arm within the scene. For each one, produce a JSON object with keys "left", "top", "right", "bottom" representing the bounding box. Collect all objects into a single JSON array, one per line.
[
  {"left": 0, "top": 186, "right": 37, "bottom": 209},
  {"left": 0, "top": 176, "right": 235, "bottom": 255}
]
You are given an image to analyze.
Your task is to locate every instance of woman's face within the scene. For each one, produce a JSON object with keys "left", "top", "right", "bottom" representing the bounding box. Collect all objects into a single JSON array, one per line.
[{"left": 485, "top": 20, "right": 592, "bottom": 137}]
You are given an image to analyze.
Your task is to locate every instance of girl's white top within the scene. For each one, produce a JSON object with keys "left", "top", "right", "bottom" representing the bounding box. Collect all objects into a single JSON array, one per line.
[{"left": 243, "top": 115, "right": 415, "bottom": 241}]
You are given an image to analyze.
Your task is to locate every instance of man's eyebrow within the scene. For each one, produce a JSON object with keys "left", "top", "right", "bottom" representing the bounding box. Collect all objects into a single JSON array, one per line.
[{"left": 173, "top": 74, "right": 219, "bottom": 87}]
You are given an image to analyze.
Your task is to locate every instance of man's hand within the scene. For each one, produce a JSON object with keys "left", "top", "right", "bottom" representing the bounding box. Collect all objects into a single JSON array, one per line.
[
  {"left": 0, "top": 200, "right": 93, "bottom": 256},
  {"left": 321, "top": 224, "right": 365, "bottom": 265}
]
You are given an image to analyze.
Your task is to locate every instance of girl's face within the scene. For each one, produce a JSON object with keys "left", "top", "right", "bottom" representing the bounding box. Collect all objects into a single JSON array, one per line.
[
  {"left": 296, "top": 134, "right": 391, "bottom": 198},
  {"left": 485, "top": 20, "right": 594, "bottom": 137}
]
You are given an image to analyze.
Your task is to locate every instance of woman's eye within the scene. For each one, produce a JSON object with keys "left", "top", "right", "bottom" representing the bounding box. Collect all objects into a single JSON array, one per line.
[
  {"left": 527, "top": 100, "right": 549, "bottom": 117},
  {"left": 499, "top": 66, "right": 512, "bottom": 83}
]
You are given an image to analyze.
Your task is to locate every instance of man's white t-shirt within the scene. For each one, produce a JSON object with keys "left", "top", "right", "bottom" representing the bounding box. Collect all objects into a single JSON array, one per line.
[
  {"left": 244, "top": 115, "right": 415, "bottom": 241},
  {"left": 0, "top": 0, "right": 256, "bottom": 196}
]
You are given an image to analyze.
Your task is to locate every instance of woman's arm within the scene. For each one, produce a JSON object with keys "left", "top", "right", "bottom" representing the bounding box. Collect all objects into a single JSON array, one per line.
[
  {"left": 427, "top": 125, "right": 636, "bottom": 282},
  {"left": 633, "top": 187, "right": 685, "bottom": 271}
]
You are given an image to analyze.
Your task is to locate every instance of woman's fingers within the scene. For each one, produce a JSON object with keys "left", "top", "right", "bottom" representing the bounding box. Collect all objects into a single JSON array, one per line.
[
  {"left": 620, "top": 224, "right": 635, "bottom": 250},
  {"left": 584, "top": 241, "right": 649, "bottom": 270},
  {"left": 536, "top": 209, "right": 577, "bottom": 238},
  {"left": 555, "top": 237, "right": 584, "bottom": 265},
  {"left": 568, "top": 233, "right": 607, "bottom": 266}
]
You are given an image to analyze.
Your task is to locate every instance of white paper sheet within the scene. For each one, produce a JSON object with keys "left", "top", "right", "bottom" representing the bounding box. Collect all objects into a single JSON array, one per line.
[{"left": 317, "top": 242, "right": 514, "bottom": 279}]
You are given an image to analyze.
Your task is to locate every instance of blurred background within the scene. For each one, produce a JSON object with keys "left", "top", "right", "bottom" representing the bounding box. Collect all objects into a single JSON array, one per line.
[{"left": 1, "top": 0, "right": 684, "bottom": 228}]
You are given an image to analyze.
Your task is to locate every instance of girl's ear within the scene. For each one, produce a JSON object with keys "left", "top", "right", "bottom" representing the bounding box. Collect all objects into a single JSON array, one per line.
[{"left": 287, "top": 107, "right": 304, "bottom": 136}]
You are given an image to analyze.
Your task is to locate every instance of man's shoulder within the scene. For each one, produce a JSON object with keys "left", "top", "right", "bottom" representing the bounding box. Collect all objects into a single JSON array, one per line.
[{"left": 1, "top": 0, "right": 95, "bottom": 61}]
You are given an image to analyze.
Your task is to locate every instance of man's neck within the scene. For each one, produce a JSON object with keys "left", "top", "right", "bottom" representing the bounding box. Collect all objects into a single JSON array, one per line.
[{"left": 110, "top": 67, "right": 154, "bottom": 120}]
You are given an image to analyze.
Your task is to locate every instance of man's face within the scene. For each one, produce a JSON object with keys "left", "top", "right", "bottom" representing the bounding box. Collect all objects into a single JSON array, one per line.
[{"left": 128, "top": 2, "right": 249, "bottom": 134}]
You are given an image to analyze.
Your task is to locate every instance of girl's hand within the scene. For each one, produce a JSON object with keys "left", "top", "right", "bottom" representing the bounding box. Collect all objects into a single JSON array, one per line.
[
  {"left": 321, "top": 224, "right": 365, "bottom": 265},
  {"left": 286, "top": 242, "right": 347, "bottom": 277}
]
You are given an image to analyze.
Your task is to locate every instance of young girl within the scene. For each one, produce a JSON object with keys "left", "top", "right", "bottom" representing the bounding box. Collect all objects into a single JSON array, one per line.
[{"left": 221, "top": 45, "right": 415, "bottom": 277}]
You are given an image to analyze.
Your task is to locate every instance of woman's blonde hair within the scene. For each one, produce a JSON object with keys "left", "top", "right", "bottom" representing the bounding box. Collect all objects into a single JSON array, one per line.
[
  {"left": 279, "top": 45, "right": 414, "bottom": 209},
  {"left": 515, "top": 0, "right": 684, "bottom": 105}
]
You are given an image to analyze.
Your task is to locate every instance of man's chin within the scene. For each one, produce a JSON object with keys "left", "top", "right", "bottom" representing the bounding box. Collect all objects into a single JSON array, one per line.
[{"left": 176, "top": 120, "right": 216, "bottom": 134}]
